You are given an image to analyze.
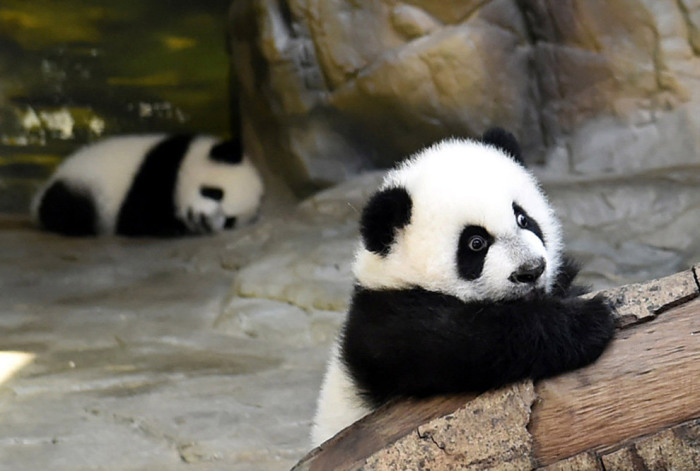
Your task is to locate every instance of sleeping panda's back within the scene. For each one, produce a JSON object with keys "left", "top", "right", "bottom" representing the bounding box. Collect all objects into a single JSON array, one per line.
[{"left": 32, "top": 134, "right": 173, "bottom": 235}]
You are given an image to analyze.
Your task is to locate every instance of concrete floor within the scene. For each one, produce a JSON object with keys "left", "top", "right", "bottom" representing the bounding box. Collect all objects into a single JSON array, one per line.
[{"left": 0, "top": 215, "right": 334, "bottom": 471}]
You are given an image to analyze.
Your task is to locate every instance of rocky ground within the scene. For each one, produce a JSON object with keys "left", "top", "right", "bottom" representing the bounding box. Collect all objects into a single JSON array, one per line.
[
  {"left": 1, "top": 169, "right": 698, "bottom": 471},
  {"left": 0, "top": 222, "right": 320, "bottom": 471}
]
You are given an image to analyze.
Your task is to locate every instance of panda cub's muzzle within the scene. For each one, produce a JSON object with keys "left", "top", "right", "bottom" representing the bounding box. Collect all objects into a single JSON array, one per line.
[{"left": 508, "top": 257, "right": 546, "bottom": 284}]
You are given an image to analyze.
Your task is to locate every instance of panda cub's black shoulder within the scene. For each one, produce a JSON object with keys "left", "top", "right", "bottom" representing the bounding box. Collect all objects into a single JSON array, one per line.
[
  {"left": 32, "top": 134, "right": 264, "bottom": 237},
  {"left": 311, "top": 128, "right": 615, "bottom": 446}
]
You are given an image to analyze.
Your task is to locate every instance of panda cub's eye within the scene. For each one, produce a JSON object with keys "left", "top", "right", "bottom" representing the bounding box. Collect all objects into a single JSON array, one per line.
[
  {"left": 468, "top": 235, "right": 488, "bottom": 252},
  {"left": 516, "top": 212, "right": 529, "bottom": 229}
]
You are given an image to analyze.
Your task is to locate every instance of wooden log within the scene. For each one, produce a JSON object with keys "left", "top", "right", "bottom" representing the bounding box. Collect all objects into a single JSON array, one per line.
[
  {"left": 293, "top": 265, "right": 700, "bottom": 470},
  {"left": 531, "top": 296, "right": 700, "bottom": 465}
]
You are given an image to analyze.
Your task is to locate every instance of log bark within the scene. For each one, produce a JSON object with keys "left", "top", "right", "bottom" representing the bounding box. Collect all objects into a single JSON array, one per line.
[{"left": 294, "top": 265, "right": 700, "bottom": 470}]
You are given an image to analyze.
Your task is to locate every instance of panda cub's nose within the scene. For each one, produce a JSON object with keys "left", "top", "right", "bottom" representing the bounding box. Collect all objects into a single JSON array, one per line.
[{"left": 509, "top": 259, "right": 546, "bottom": 284}]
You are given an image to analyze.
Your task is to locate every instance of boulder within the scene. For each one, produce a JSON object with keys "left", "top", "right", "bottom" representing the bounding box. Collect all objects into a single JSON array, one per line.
[{"left": 229, "top": 0, "right": 700, "bottom": 195}]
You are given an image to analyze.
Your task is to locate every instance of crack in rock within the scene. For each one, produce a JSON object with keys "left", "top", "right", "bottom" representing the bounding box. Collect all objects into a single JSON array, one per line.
[
  {"left": 84, "top": 408, "right": 219, "bottom": 463},
  {"left": 417, "top": 429, "right": 447, "bottom": 454}
]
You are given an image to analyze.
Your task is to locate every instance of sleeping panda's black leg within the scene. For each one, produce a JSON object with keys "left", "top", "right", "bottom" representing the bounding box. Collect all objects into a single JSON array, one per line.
[
  {"left": 342, "top": 287, "right": 615, "bottom": 407},
  {"left": 37, "top": 180, "right": 98, "bottom": 236}
]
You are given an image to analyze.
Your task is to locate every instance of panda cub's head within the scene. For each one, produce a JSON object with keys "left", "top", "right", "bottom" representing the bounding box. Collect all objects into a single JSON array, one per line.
[
  {"left": 354, "top": 128, "right": 563, "bottom": 302},
  {"left": 176, "top": 136, "right": 264, "bottom": 233}
]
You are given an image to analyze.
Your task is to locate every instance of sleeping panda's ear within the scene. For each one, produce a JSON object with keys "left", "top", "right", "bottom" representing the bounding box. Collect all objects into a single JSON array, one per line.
[
  {"left": 481, "top": 127, "right": 524, "bottom": 165},
  {"left": 360, "top": 187, "right": 412, "bottom": 256},
  {"left": 209, "top": 138, "right": 243, "bottom": 164}
]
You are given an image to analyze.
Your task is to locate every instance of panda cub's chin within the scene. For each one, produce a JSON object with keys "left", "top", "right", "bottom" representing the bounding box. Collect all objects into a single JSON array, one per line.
[
  {"left": 476, "top": 284, "right": 546, "bottom": 304},
  {"left": 511, "top": 286, "right": 547, "bottom": 302},
  {"left": 466, "top": 268, "right": 551, "bottom": 303},
  {"left": 509, "top": 276, "right": 550, "bottom": 298}
]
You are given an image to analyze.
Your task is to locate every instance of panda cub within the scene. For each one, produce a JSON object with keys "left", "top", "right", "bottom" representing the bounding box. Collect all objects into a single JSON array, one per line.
[
  {"left": 32, "top": 134, "right": 264, "bottom": 237},
  {"left": 311, "top": 128, "right": 615, "bottom": 446}
]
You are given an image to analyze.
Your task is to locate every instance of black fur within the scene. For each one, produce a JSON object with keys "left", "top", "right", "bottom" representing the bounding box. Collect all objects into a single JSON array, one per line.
[
  {"left": 552, "top": 256, "right": 589, "bottom": 297},
  {"left": 209, "top": 138, "right": 243, "bottom": 164},
  {"left": 456, "top": 225, "right": 494, "bottom": 280},
  {"left": 116, "top": 135, "right": 194, "bottom": 237},
  {"left": 224, "top": 216, "right": 237, "bottom": 229},
  {"left": 513, "top": 202, "right": 545, "bottom": 244},
  {"left": 360, "top": 187, "right": 412, "bottom": 256},
  {"left": 341, "top": 286, "right": 614, "bottom": 408},
  {"left": 37, "top": 180, "right": 98, "bottom": 236},
  {"left": 200, "top": 186, "right": 224, "bottom": 201},
  {"left": 481, "top": 127, "right": 523, "bottom": 164}
]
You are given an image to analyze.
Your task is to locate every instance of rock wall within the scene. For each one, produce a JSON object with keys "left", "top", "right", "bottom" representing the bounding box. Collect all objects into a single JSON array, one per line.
[{"left": 229, "top": 0, "right": 700, "bottom": 195}]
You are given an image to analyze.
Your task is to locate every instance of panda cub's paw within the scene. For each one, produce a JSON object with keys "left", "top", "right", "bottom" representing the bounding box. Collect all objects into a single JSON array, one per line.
[{"left": 183, "top": 198, "right": 227, "bottom": 234}]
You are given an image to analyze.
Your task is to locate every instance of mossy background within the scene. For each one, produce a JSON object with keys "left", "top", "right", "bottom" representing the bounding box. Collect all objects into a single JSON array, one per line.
[{"left": 0, "top": 0, "right": 232, "bottom": 213}]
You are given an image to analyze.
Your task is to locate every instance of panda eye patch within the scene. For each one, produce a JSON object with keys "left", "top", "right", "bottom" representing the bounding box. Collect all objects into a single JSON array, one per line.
[
  {"left": 457, "top": 225, "right": 494, "bottom": 280},
  {"left": 200, "top": 186, "right": 224, "bottom": 201},
  {"left": 512, "top": 202, "right": 545, "bottom": 245}
]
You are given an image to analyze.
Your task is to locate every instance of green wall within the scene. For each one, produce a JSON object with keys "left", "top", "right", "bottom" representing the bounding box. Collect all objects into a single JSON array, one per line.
[{"left": 0, "top": 0, "right": 232, "bottom": 213}]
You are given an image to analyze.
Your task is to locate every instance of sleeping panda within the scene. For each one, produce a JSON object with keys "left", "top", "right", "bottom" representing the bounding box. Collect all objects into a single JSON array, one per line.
[
  {"left": 31, "top": 134, "right": 264, "bottom": 237},
  {"left": 310, "top": 128, "right": 615, "bottom": 446}
]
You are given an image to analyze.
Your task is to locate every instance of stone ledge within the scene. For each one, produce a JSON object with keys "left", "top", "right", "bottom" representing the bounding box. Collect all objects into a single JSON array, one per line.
[{"left": 584, "top": 264, "right": 700, "bottom": 327}]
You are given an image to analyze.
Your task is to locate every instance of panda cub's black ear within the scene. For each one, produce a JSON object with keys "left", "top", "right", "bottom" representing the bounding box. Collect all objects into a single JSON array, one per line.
[
  {"left": 209, "top": 138, "right": 243, "bottom": 164},
  {"left": 481, "top": 127, "right": 524, "bottom": 165},
  {"left": 360, "top": 187, "right": 412, "bottom": 256}
]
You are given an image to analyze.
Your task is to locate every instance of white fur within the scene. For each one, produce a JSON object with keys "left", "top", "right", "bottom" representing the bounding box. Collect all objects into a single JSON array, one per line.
[
  {"left": 310, "top": 342, "right": 372, "bottom": 447},
  {"left": 311, "top": 137, "right": 564, "bottom": 446},
  {"left": 31, "top": 134, "right": 264, "bottom": 235}
]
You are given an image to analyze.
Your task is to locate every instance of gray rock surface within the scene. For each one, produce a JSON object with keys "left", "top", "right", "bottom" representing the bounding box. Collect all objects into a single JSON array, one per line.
[
  {"left": 0, "top": 223, "right": 327, "bottom": 471},
  {"left": 230, "top": 0, "right": 700, "bottom": 195},
  {"left": 223, "top": 173, "right": 382, "bottom": 312},
  {"left": 544, "top": 169, "right": 700, "bottom": 288}
]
